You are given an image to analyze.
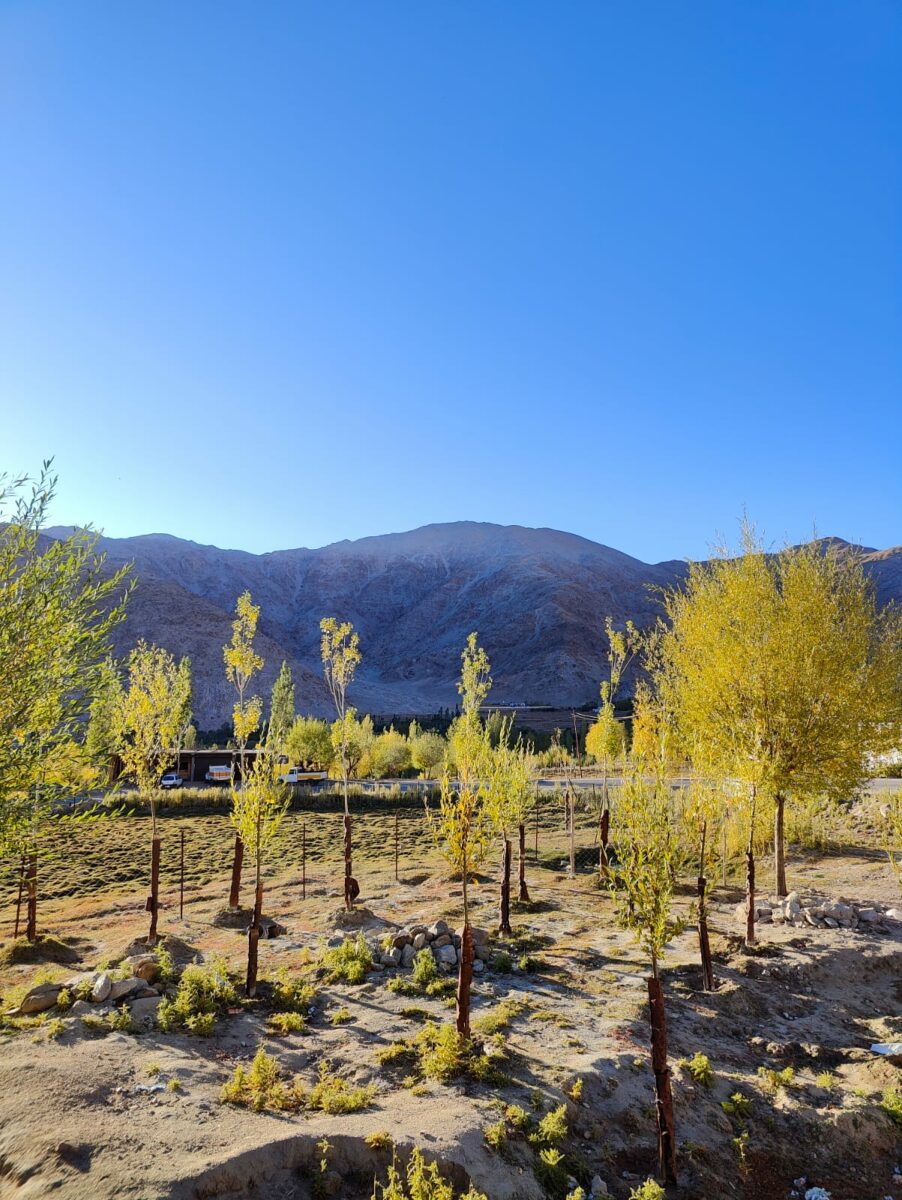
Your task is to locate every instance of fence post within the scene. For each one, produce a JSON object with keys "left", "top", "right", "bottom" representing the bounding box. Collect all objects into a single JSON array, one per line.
[
  {"left": 301, "top": 820, "right": 306, "bottom": 901},
  {"left": 13, "top": 854, "right": 25, "bottom": 939},
  {"left": 394, "top": 811, "right": 399, "bottom": 882}
]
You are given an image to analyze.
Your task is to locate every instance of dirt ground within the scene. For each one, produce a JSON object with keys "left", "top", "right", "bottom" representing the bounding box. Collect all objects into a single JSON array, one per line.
[{"left": 0, "top": 799, "right": 900, "bottom": 1200}]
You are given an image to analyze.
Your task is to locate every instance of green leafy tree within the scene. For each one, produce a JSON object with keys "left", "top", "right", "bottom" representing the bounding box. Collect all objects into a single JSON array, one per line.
[
  {"left": 223, "top": 590, "right": 264, "bottom": 907},
  {"left": 321, "top": 617, "right": 362, "bottom": 909},
  {"left": 0, "top": 464, "right": 131, "bottom": 941},
  {"left": 85, "top": 657, "right": 125, "bottom": 779},
  {"left": 409, "top": 729, "right": 447, "bottom": 777},
  {"left": 487, "top": 724, "right": 535, "bottom": 926},
  {"left": 657, "top": 522, "right": 902, "bottom": 895},
  {"left": 229, "top": 743, "right": 289, "bottom": 995},
  {"left": 268, "top": 660, "right": 295, "bottom": 753},
  {"left": 370, "top": 727, "right": 412, "bottom": 778},
  {"left": 426, "top": 633, "right": 493, "bottom": 1036},
  {"left": 609, "top": 754, "right": 683, "bottom": 1184},
  {"left": 285, "top": 716, "right": 335, "bottom": 771},
  {"left": 113, "top": 641, "right": 187, "bottom": 941}
]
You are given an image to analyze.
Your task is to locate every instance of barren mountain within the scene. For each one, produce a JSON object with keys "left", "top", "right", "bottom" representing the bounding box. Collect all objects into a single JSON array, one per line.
[{"left": 44, "top": 522, "right": 902, "bottom": 728}]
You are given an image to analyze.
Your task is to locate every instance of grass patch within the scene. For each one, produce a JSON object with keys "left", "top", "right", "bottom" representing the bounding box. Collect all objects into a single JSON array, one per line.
[
  {"left": 157, "top": 957, "right": 238, "bottom": 1036},
  {"left": 268, "top": 1011, "right": 305, "bottom": 1036},
  {"left": 308, "top": 1060, "right": 375, "bottom": 1114},
  {"left": 221, "top": 1047, "right": 302, "bottom": 1112},
  {"left": 321, "top": 934, "right": 373, "bottom": 985}
]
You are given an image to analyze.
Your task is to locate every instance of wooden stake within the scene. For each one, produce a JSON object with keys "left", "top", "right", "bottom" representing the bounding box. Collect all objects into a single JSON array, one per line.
[{"left": 648, "top": 974, "right": 678, "bottom": 1184}]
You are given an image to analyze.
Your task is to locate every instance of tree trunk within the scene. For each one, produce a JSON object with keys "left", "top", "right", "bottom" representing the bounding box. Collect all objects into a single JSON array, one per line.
[
  {"left": 697, "top": 873, "right": 714, "bottom": 991},
  {"left": 13, "top": 855, "right": 25, "bottom": 940},
  {"left": 147, "top": 836, "right": 161, "bottom": 943},
  {"left": 343, "top": 812, "right": 359, "bottom": 910},
  {"left": 568, "top": 791, "right": 575, "bottom": 877},
  {"left": 517, "top": 822, "right": 530, "bottom": 902},
  {"left": 228, "top": 835, "right": 244, "bottom": 909},
  {"left": 246, "top": 879, "right": 263, "bottom": 997},
  {"left": 456, "top": 921, "right": 474, "bottom": 1038},
  {"left": 25, "top": 854, "right": 37, "bottom": 944},
  {"left": 647, "top": 974, "right": 678, "bottom": 1185},
  {"left": 774, "top": 792, "right": 787, "bottom": 897},
  {"left": 599, "top": 808, "right": 610, "bottom": 875},
  {"left": 499, "top": 837, "right": 512, "bottom": 934},
  {"left": 745, "top": 834, "right": 756, "bottom": 948}
]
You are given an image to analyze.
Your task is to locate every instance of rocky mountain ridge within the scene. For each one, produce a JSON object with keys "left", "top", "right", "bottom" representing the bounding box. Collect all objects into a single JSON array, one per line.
[{"left": 43, "top": 522, "right": 902, "bottom": 728}]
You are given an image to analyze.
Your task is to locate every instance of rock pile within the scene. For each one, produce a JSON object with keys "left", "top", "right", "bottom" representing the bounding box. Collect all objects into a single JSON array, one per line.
[
  {"left": 361, "top": 920, "right": 491, "bottom": 973},
  {"left": 6, "top": 953, "right": 164, "bottom": 1027},
  {"left": 736, "top": 892, "right": 899, "bottom": 931}
]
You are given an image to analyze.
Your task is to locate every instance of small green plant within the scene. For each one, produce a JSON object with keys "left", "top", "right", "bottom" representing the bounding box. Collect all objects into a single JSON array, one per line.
[
  {"left": 400, "top": 1006, "right": 432, "bottom": 1022},
  {"left": 530, "top": 1103, "right": 567, "bottom": 1147},
  {"left": 504, "top": 1103, "right": 530, "bottom": 1131},
  {"left": 308, "top": 1059, "right": 375, "bottom": 1114},
  {"left": 220, "top": 1047, "right": 302, "bottom": 1112},
  {"left": 491, "top": 950, "right": 512, "bottom": 973},
  {"left": 377, "top": 1038, "right": 413, "bottom": 1067},
  {"left": 757, "top": 1065, "right": 795, "bottom": 1092},
  {"left": 81, "top": 1014, "right": 107, "bottom": 1034},
  {"left": 473, "top": 999, "right": 524, "bottom": 1037},
  {"left": 268, "top": 1011, "right": 305, "bottom": 1036},
  {"left": 628, "top": 1181, "right": 665, "bottom": 1200},
  {"left": 733, "top": 1129, "right": 750, "bottom": 1170},
  {"left": 44, "top": 1017, "right": 66, "bottom": 1040},
  {"left": 568, "top": 1077, "right": 583, "bottom": 1102},
  {"left": 881, "top": 1086, "right": 902, "bottom": 1127},
  {"left": 330, "top": 1007, "right": 352, "bottom": 1025},
  {"left": 272, "top": 968, "right": 316, "bottom": 1015},
  {"left": 156, "top": 943, "right": 178, "bottom": 986},
  {"left": 365, "top": 1131, "right": 393, "bottom": 1150},
  {"left": 74, "top": 978, "right": 94, "bottom": 1002},
  {"left": 483, "top": 1118, "right": 507, "bottom": 1151},
  {"left": 682, "top": 1052, "right": 714, "bottom": 1087},
  {"left": 721, "top": 1091, "right": 752, "bottom": 1118},
  {"left": 157, "top": 957, "right": 237, "bottom": 1035},
  {"left": 534, "top": 1146, "right": 567, "bottom": 1194},
  {"left": 167, "top": 1077, "right": 182, "bottom": 1092},
  {"left": 415, "top": 1023, "right": 468, "bottom": 1082},
  {"left": 108, "top": 1005, "right": 135, "bottom": 1033},
  {"left": 321, "top": 934, "right": 373, "bottom": 985},
  {"left": 55, "top": 988, "right": 73, "bottom": 1011},
  {"left": 815, "top": 1071, "right": 836, "bottom": 1091},
  {"left": 371, "top": 1146, "right": 488, "bottom": 1200},
  {"left": 144, "top": 1061, "right": 161, "bottom": 1076},
  {"left": 411, "top": 949, "right": 439, "bottom": 988}
]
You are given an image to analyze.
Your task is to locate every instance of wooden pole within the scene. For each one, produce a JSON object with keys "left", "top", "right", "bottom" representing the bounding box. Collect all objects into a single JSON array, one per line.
[
  {"left": 13, "top": 854, "right": 25, "bottom": 939},
  {"left": 301, "top": 819, "right": 307, "bottom": 901},
  {"left": 394, "top": 811, "right": 399, "bottom": 882},
  {"left": 179, "top": 828, "right": 185, "bottom": 920},
  {"left": 648, "top": 975, "right": 678, "bottom": 1185},
  {"left": 534, "top": 788, "right": 539, "bottom": 861}
]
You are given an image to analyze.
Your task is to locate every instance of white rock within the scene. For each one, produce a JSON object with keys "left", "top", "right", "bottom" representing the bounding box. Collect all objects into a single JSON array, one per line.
[
  {"left": 401, "top": 944, "right": 416, "bottom": 968},
  {"left": 412, "top": 932, "right": 428, "bottom": 950},
  {"left": 434, "top": 944, "right": 458, "bottom": 967},
  {"left": 13, "top": 983, "right": 61, "bottom": 1015},
  {"left": 109, "top": 977, "right": 142, "bottom": 1003},
  {"left": 91, "top": 973, "right": 112, "bottom": 1003},
  {"left": 129, "top": 996, "right": 162, "bottom": 1027}
]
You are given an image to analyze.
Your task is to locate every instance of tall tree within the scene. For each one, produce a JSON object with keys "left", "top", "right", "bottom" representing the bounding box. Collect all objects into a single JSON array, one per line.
[
  {"left": 268, "top": 660, "right": 295, "bottom": 753},
  {"left": 487, "top": 724, "right": 535, "bottom": 927},
  {"left": 113, "top": 641, "right": 185, "bottom": 942},
  {"left": 320, "top": 617, "right": 362, "bottom": 910},
  {"left": 657, "top": 524, "right": 902, "bottom": 895},
  {"left": 229, "top": 742, "right": 289, "bottom": 996},
  {"left": 609, "top": 756, "right": 683, "bottom": 1185},
  {"left": 85, "top": 657, "right": 125, "bottom": 783},
  {"left": 223, "top": 591, "right": 264, "bottom": 908},
  {"left": 0, "top": 464, "right": 131, "bottom": 942},
  {"left": 427, "top": 633, "right": 493, "bottom": 1037},
  {"left": 285, "top": 716, "right": 335, "bottom": 772}
]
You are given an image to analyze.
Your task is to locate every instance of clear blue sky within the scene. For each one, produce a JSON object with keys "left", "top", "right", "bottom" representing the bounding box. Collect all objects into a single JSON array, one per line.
[{"left": 2, "top": 2, "right": 900, "bottom": 562}]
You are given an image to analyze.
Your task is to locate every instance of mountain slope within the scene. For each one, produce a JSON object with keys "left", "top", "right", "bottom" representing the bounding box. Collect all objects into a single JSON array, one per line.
[{"left": 43, "top": 522, "right": 902, "bottom": 727}]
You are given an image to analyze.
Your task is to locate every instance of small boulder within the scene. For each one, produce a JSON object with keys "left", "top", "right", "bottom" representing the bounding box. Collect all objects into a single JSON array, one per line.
[
  {"left": 857, "top": 907, "right": 878, "bottom": 922},
  {"left": 434, "top": 944, "right": 458, "bottom": 967},
  {"left": 392, "top": 933, "right": 412, "bottom": 950},
  {"left": 129, "top": 996, "right": 162, "bottom": 1028},
  {"left": 412, "top": 933, "right": 428, "bottom": 951},
  {"left": 401, "top": 944, "right": 416, "bottom": 968},
  {"left": 381, "top": 948, "right": 401, "bottom": 968},
  {"left": 109, "top": 977, "right": 142, "bottom": 1003},
  {"left": 432, "top": 933, "right": 452, "bottom": 948},
  {"left": 123, "top": 954, "right": 160, "bottom": 982},
  {"left": 13, "top": 982, "right": 61, "bottom": 1015},
  {"left": 92, "top": 973, "right": 112, "bottom": 1003},
  {"left": 472, "top": 959, "right": 484, "bottom": 974},
  {"left": 428, "top": 920, "right": 450, "bottom": 938}
]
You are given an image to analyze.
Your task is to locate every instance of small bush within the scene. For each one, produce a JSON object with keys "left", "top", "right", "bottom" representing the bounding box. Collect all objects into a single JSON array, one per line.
[
  {"left": 268, "top": 1011, "right": 305, "bottom": 1036},
  {"left": 156, "top": 943, "right": 178, "bottom": 986},
  {"left": 721, "top": 1091, "right": 752, "bottom": 1118},
  {"left": 412, "top": 949, "right": 439, "bottom": 988},
  {"left": 371, "top": 1147, "right": 488, "bottom": 1200},
  {"left": 167, "top": 1077, "right": 182, "bottom": 1092},
  {"left": 473, "top": 999, "right": 524, "bottom": 1037},
  {"left": 534, "top": 1146, "right": 567, "bottom": 1194},
  {"left": 377, "top": 1039, "right": 414, "bottom": 1067},
  {"left": 483, "top": 1119, "right": 507, "bottom": 1150},
  {"left": 271, "top": 968, "right": 316, "bottom": 1015},
  {"left": 504, "top": 1103, "right": 530, "bottom": 1132},
  {"left": 815, "top": 1071, "right": 836, "bottom": 1091},
  {"left": 330, "top": 1007, "right": 352, "bottom": 1025},
  {"left": 531, "top": 1103, "right": 567, "bottom": 1147},
  {"left": 55, "top": 988, "right": 73, "bottom": 1011},
  {"left": 321, "top": 934, "right": 373, "bottom": 985},
  {"left": 491, "top": 950, "right": 512, "bottom": 973},
  {"left": 108, "top": 1005, "right": 135, "bottom": 1033},
  {"left": 157, "top": 957, "right": 238, "bottom": 1035},
  {"left": 415, "top": 1023, "right": 468, "bottom": 1083},
  {"left": 221, "top": 1047, "right": 302, "bottom": 1112},
  {"left": 881, "top": 1087, "right": 902, "bottom": 1127},
  {"left": 629, "top": 1181, "right": 665, "bottom": 1200},
  {"left": 757, "top": 1065, "right": 795, "bottom": 1092},
  {"left": 308, "top": 1060, "right": 375, "bottom": 1114},
  {"left": 44, "top": 1017, "right": 66, "bottom": 1040},
  {"left": 568, "top": 1077, "right": 583, "bottom": 1102},
  {"left": 683, "top": 1052, "right": 714, "bottom": 1087},
  {"left": 365, "top": 1131, "right": 393, "bottom": 1150}
]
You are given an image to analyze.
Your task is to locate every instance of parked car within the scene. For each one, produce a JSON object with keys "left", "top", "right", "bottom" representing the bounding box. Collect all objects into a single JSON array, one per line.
[{"left": 160, "top": 771, "right": 184, "bottom": 789}]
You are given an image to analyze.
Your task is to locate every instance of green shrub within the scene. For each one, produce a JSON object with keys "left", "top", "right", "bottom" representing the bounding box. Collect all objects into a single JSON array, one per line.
[
  {"left": 721, "top": 1091, "right": 752, "bottom": 1118},
  {"left": 156, "top": 943, "right": 178, "bottom": 986},
  {"left": 534, "top": 1146, "right": 567, "bottom": 1194},
  {"left": 221, "top": 1047, "right": 302, "bottom": 1112},
  {"left": 412, "top": 949, "right": 439, "bottom": 988},
  {"left": 44, "top": 1017, "right": 66, "bottom": 1040},
  {"left": 371, "top": 1147, "right": 488, "bottom": 1200},
  {"left": 415, "top": 1023, "right": 468, "bottom": 1082},
  {"left": 504, "top": 1103, "right": 530, "bottom": 1131},
  {"left": 55, "top": 988, "right": 73, "bottom": 1011},
  {"left": 683, "top": 1052, "right": 714, "bottom": 1087},
  {"left": 271, "top": 968, "right": 316, "bottom": 1015},
  {"left": 881, "top": 1087, "right": 902, "bottom": 1127},
  {"left": 483, "top": 1119, "right": 507, "bottom": 1150},
  {"left": 321, "top": 934, "right": 373, "bottom": 985},
  {"left": 268, "top": 1011, "right": 305, "bottom": 1036},
  {"left": 531, "top": 1104, "right": 567, "bottom": 1146},
  {"left": 629, "top": 1182, "right": 665, "bottom": 1200},
  {"left": 757, "top": 1065, "right": 795, "bottom": 1092},
  {"left": 330, "top": 1007, "right": 352, "bottom": 1025},
  {"left": 365, "top": 1131, "right": 393, "bottom": 1151},
  {"left": 491, "top": 950, "right": 512, "bottom": 973},
  {"left": 157, "top": 957, "right": 238, "bottom": 1035},
  {"left": 108, "top": 1005, "right": 135, "bottom": 1033},
  {"left": 472, "top": 999, "right": 524, "bottom": 1037},
  {"left": 308, "top": 1060, "right": 375, "bottom": 1114}
]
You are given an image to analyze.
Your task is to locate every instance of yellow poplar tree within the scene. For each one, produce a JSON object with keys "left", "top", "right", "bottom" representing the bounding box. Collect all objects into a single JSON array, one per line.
[
  {"left": 223, "top": 590, "right": 264, "bottom": 908},
  {"left": 320, "top": 617, "right": 362, "bottom": 909}
]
